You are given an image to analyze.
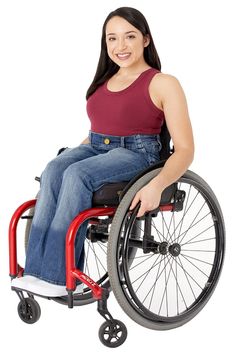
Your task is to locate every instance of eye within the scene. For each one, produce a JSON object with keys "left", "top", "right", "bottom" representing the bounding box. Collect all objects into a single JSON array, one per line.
[
  {"left": 108, "top": 37, "right": 116, "bottom": 41},
  {"left": 127, "top": 35, "right": 135, "bottom": 39}
]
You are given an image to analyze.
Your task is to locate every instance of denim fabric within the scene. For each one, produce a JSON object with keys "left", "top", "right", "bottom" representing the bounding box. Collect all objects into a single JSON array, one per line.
[{"left": 24, "top": 131, "right": 162, "bottom": 285}]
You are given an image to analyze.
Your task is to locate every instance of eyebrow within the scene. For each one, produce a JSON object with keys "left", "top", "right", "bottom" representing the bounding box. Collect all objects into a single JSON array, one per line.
[{"left": 106, "top": 31, "right": 137, "bottom": 36}]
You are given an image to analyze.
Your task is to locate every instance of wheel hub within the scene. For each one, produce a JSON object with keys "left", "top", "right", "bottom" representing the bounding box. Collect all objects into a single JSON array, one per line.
[
  {"left": 158, "top": 242, "right": 181, "bottom": 257},
  {"left": 168, "top": 243, "right": 181, "bottom": 257},
  {"left": 159, "top": 241, "right": 168, "bottom": 255}
]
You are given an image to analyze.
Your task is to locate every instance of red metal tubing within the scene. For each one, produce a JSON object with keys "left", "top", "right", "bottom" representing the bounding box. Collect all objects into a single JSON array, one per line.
[
  {"left": 9, "top": 198, "right": 172, "bottom": 299},
  {"left": 9, "top": 199, "right": 36, "bottom": 277},
  {"left": 159, "top": 204, "right": 173, "bottom": 212},
  {"left": 65, "top": 207, "right": 116, "bottom": 296},
  {"left": 71, "top": 269, "right": 103, "bottom": 299}
]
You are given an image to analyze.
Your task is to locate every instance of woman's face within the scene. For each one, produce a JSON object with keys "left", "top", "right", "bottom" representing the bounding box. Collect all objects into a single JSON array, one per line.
[{"left": 105, "top": 16, "right": 150, "bottom": 69}]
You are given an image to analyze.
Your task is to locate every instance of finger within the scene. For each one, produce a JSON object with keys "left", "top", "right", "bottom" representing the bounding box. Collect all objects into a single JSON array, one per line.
[
  {"left": 129, "top": 193, "right": 140, "bottom": 210},
  {"left": 137, "top": 203, "right": 147, "bottom": 218}
]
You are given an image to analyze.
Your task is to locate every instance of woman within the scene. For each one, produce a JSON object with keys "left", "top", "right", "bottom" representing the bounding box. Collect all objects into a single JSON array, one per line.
[{"left": 11, "top": 7, "right": 194, "bottom": 296}]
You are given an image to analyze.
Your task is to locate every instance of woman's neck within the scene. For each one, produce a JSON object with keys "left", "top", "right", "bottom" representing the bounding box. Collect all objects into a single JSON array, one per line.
[{"left": 117, "top": 63, "right": 151, "bottom": 77}]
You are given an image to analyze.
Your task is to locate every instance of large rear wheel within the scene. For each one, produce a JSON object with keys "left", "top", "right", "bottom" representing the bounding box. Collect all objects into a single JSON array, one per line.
[{"left": 107, "top": 169, "right": 225, "bottom": 330}]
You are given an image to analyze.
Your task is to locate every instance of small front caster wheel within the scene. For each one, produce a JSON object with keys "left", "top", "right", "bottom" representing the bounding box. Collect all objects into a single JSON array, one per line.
[
  {"left": 17, "top": 297, "right": 41, "bottom": 324},
  {"left": 98, "top": 319, "right": 127, "bottom": 348}
]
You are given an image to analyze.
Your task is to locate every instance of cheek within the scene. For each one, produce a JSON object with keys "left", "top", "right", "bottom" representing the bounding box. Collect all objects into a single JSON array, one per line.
[
  {"left": 106, "top": 48, "right": 117, "bottom": 63},
  {"left": 107, "top": 47, "right": 114, "bottom": 59},
  {"left": 106, "top": 44, "right": 114, "bottom": 56},
  {"left": 134, "top": 45, "right": 145, "bottom": 58},
  {"left": 134, "top": 41, "right": 144, "bottom": 52}
]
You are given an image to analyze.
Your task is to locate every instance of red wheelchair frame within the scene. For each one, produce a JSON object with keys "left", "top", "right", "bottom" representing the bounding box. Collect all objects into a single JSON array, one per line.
[
  {"left": 9, "top": 187, "right": 175, "bottom": 349},
  {"left": 9, "top": 200, "right": 115, "bottom": 300},
  {"left": 9, "top": 121, "right": 172, "bottom": 300},
  {"left": 9, "top": 123, "right": 225, "bottom": 347},
  {"left": 9, "top": 198, "right": 173, "bottom": 302}
]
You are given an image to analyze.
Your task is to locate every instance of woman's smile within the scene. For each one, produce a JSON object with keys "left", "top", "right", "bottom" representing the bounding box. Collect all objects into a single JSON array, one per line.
[
  {"left": 105, "top": 16, "right": 150, "bottom": 70},
  {"left": 116, "top": 53, "right": 131, "bottom": 60}
]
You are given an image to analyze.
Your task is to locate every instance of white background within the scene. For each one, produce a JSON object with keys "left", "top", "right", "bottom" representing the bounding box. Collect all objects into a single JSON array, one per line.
[{"left": 0, "top": 0, "right": 235, "bottom": 352}]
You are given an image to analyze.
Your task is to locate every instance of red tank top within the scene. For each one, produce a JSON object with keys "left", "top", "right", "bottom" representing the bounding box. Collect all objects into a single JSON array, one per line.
[{"left": 86, "top": 67, "right": 165, "bottom": 136}]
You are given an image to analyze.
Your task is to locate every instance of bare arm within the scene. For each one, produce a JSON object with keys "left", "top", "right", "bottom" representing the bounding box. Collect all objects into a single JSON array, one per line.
[
  {"left": 130, "top": 74, "right": 194, "bottom": 217},
  {"left": 80, "top": 136, "right": 90, "bottom": 144}
]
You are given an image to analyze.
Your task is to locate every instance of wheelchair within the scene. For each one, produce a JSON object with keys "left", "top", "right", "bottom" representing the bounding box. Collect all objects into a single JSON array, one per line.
[{"left": 9, "top": 123, "right": 225, "bottom": 348}]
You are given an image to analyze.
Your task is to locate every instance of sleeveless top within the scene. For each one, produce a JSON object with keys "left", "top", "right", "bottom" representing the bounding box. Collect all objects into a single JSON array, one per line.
[{"left": 86, "top": 67, "right": 165, "bottom": 136}]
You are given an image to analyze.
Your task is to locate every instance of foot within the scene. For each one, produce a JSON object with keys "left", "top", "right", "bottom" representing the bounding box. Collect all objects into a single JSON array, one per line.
[{"left": 11, "top": 275, "right": 84, "bottom": 297}]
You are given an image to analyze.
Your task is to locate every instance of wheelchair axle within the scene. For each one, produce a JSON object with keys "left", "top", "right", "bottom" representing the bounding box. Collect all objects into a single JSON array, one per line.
[{"left": 142, "top": 212, "right": 181, "bottom": 256}]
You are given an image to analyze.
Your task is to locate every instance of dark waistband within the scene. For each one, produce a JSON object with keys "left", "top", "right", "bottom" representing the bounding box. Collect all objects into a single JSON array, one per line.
[{"left": 89, "top": 130, "right": 160, "bottom": 146}]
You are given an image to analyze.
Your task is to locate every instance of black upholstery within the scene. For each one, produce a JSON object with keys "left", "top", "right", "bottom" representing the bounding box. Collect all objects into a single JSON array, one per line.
[
  {"left": 159, "top": 120, "right": 173, "bottom": 160},
  {"left": 91, "top": 162, "right": 177, "bottom": 207},
  {"left": 92, "top": 182, "right": 128, "bottom": 206}
]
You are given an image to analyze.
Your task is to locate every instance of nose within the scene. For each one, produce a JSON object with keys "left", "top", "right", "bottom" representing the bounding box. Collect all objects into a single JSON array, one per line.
[{"left": 117, "top": 37, "right": 127, "bottom": 51}]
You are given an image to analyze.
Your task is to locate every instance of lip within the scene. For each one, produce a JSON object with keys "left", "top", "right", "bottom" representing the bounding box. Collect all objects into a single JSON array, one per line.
[{"left": 116, "top": 53, "right": 131, "bottom": 60}]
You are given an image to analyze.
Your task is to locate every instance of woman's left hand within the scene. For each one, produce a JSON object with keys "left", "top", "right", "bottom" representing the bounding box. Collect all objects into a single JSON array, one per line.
[{"left": 129, "top": 181, "right": 163, "bottom": 218}]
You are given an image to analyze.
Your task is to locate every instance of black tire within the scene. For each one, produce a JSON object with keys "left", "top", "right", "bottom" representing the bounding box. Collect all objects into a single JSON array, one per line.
[
  {"left": 17, "top": 297, "right": 41, "bottom": 324},
  {"left": 107, "top": 169, "right": 225, "bottom": 330},
  {"left": 98, "top": 319, "right": 127, "bottom": 348}
]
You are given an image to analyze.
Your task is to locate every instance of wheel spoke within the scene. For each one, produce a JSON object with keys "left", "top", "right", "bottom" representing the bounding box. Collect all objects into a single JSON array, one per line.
[
  {"left": 181, "top": 253, "right": 213, "bottom": 266},
  {"left": 141, "top": 254, "right": 170, "bottom": 304},
  {"left": 130, "top": 254, "right": 169, "bottom": 288},
  {"left": 177, "top": 210, "right": 212, "bottom": 245},
  {"left": 129, "top": 253, "right": 155, "bottom": 271},
  {"left": 174, "top": 256, "right": 203, "bottom": 292},
  {"left": 92, "top": 242, "right": 101, "bottom": 279},
  {"left": 87, "top": 240, "right": 107, "bottom": 274},
  {"left": 160, "top": 210, "right": 174, "bottom": 243},
  {"left": 131, "top": 253, "right": 164, "bottom": 288},
  {"left": 148, "top": 254, "right": 164, "bottom": 310},
  {"left": 181, "top": 227, "right": 215, "bottom": 246},
  {"left": 97, "top": 241, "right": 108, "bottom": 255},
  {"left": 158, "top": 256, "right": 174, "bottom": 315},
  {"left": 112, "top": 174, "right": 224, "bottom": 324},
  {"left": 175, "top": 184, "right": 192, "bottom": 244},
  {"left": 172, "top": 186, "right": 199, "bottom": 243},
  {"left": 151, "top": 218, "right": 166, "bottom": 242},
  {"left": 169, "top": 257, "right": 188, "bottom": 311},
  {"left": 84, "top": 239, "right": 91, "bottom": 277}
]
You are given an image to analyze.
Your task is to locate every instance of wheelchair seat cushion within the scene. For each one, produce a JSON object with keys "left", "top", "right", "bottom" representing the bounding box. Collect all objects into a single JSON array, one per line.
[
  {"left": 92, "top": 182, "right": 129, "bottom": 206},
  {"left": 92, "top": 179, "right": 177, "bottom": 207}
]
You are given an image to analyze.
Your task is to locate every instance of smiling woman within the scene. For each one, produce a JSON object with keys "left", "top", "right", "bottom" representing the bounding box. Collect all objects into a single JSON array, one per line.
[
  {"left": 105, "top": 18, "right": 150, "bottom": 69},
  {"left": 106, "top": 30, "right": 139, "bottom": 61},
  {"left": 11, "top": 6, "right": 194, "bottom": 298}
]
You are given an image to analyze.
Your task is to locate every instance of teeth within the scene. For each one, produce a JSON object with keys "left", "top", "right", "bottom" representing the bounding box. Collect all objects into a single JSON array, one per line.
[{"left": 117, "top": 53, "right": 130, "bottom": 57}]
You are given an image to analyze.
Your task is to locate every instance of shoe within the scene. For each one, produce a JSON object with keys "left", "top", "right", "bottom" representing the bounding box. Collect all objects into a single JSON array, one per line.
[
  {"left": 11, "top": 275, "right": 84, "bottom": 297},
  {"left": 11, "top": 275, "right": 39, "bottom": 291}
]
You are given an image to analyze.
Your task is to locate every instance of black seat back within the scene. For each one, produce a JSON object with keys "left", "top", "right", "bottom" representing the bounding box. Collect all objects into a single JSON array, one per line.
[{"left": 159, "top": 120, "right": 173, "bottom": 160}]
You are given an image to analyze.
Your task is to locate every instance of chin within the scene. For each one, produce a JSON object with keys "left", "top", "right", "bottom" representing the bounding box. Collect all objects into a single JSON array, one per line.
[
  {"left": 116, "top": 61, "right": 136, "bottom": 68},
  {"left": 110, "top": 56, "right": 135, "bottom": 68}
]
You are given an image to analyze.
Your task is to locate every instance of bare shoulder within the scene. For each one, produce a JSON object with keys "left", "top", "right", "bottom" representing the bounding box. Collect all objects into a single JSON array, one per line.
[
  {"left": 149, "top": 72, "right": 185, "bottom": 110},
  {"left": 150, "top": 72, "right": 186, "bottom": 105},
  {"left": 151, "top": 72, "right": 183, "bottom": 91}
]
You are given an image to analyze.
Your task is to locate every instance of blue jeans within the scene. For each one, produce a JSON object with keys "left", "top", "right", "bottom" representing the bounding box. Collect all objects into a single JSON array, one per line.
[{"left": 24, "top": 131, "right": 162, "bottom": 285}]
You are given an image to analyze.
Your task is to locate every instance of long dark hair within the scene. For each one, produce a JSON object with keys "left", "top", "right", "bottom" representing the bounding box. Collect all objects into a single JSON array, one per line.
[{"left": 86, "top": 7, "right": 161, "bottom": 100}]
